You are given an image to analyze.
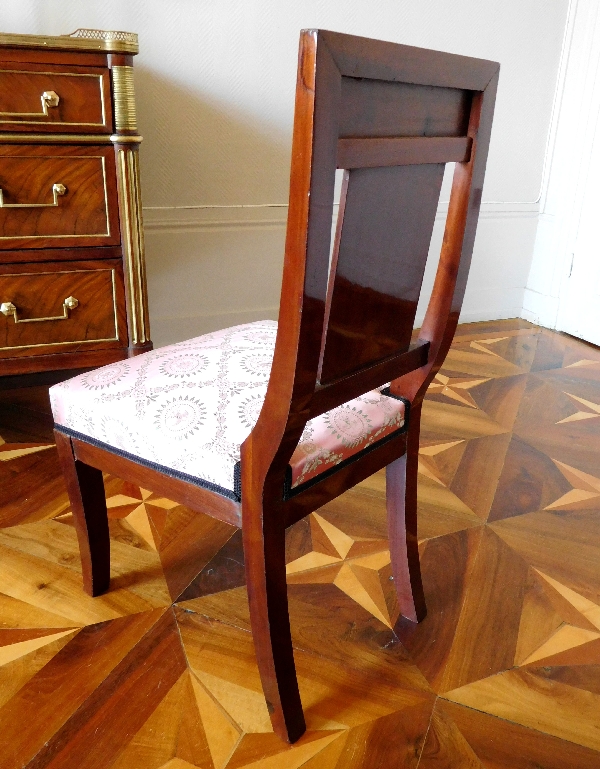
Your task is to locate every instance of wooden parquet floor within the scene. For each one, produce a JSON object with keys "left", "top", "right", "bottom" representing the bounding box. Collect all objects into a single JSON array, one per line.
[{"left": 1, "top": 319, "right": 600, "bottom": 768}]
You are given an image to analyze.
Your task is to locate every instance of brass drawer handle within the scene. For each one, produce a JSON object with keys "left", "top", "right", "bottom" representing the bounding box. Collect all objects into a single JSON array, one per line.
[
  {"left": 0, "top": 183, "right": 67, "bottom": 208},
  {"left": 1, "top": 295, "right": 79, "bottom": 323},
  {"left": 0, "top": 90, "right": 60, "bottom": 118}
]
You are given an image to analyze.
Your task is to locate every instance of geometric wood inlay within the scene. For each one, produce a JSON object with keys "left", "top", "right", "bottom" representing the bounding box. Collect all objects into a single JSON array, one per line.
[{"left": 2, "top": 319, "right": 600, "bottom": 766}]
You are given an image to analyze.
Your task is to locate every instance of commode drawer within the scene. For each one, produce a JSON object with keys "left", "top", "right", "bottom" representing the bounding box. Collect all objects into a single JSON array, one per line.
[
  {"left": 0, "top": 259, "right": 128, "bottom": 358},
  {"left": 0, "top": 145, "right": 121, "bottom": 249},
  {"left": 0, "top": 62, "right": 112, "bottom": 133}
]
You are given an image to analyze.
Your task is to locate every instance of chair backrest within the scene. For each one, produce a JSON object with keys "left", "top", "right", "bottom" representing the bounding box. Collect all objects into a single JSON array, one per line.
[{"left": 247, "top": 30, "right": 498, "bottom": 477}]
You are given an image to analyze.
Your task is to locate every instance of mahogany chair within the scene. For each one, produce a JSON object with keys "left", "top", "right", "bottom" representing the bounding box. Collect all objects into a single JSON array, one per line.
[{"left": 51, "top": 30, "right": 498, "bottom": 744}]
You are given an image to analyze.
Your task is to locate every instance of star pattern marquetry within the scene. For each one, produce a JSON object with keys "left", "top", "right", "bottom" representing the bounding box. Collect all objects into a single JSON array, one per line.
[
  {"left": 418, "top": 440, "right": 465, "bottom": 485},
  {"left": 565, "top": 358, "right": 600, "bottom": 369},
  {"left": 1, "top": 320, "right": 600, "bottom": 767},
  {"left": 285, "top": 512, "right": 398, "bottom": 628},
  {"left": 557, "top": 391, "right": 600, "bottom": 424},
  {"left": 105, "top": 486, "right": 180, "bottom": 551},
  {"left": 0, "top": 439, "right": 54, "bottom": 462},
  {"left": 428, "top": 374, "right": 489, "bottom": 408},
  {"left": 514, "top": 568, "right": 600, "bottom": 666},
  {"left": 0, "top": 425, "right": 55, "bottom": 464},
  {"left": 544, "top": 460, "right": 600, "bottom": 510},
  {"left": 469, "top": 336, "right": 509, "bottom": 356}
]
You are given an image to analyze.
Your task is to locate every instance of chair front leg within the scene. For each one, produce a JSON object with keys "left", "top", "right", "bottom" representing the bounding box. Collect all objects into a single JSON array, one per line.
[
  {"left": 242, "top": 502, "right": 306, "bottom": 743},
  {"left": 54, "top": 430, "right": 111, "bottom": 597},
  {"left": 386, "top": 406, "right": 427, "bottom": 623}
]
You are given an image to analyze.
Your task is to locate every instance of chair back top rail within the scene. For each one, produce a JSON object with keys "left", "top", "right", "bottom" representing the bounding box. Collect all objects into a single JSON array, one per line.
[
  {"left": 243, "top": 29, "right": 499, "bottom": 485},
  {"left": 337, "top": 136, "right": 472, "bottom": 169}
]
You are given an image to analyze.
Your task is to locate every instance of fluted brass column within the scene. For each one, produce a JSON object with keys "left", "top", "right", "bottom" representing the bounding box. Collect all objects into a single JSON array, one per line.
[{"left": 109, "top": 53, "right": 151, "bottom": 353}]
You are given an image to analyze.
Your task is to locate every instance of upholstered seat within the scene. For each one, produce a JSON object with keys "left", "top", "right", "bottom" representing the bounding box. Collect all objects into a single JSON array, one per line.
[{"left": 50, "top": 320, "right": 405, "bottom": 498}]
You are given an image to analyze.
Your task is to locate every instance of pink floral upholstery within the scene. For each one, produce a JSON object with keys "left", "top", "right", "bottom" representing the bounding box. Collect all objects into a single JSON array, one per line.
[
  {"left": 50, "top": 321, "right": 405, "bottom": 498},
  {"left": 290, "top": 390, "right": 405, "bottom": 487}
]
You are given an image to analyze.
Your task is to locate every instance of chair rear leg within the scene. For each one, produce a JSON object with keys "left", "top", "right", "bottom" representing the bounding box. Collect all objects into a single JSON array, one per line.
[
  {"left": 54, "top": 430, "right": 110, "bottom": 597},
  {"left": 386, "top": 409, "right": 427, "bottom": 623},
  {"left": 242, "top": 509, "right": 306, "bottom": 743}
]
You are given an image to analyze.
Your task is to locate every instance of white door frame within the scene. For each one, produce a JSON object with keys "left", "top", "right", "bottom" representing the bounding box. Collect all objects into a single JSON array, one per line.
[{"left": 523, "top": 0, "right": 600, "bottom": 345}]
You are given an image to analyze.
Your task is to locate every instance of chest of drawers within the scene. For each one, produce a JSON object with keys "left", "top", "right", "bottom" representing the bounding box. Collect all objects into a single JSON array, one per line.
[{"left": 0, "top": 29, "right": 151, "bottom": 377}]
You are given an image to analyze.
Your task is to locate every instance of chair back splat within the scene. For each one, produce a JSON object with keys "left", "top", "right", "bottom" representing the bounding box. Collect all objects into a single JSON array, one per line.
[{"left": 51, "top": 29, "right": 498, "bottom": 746}]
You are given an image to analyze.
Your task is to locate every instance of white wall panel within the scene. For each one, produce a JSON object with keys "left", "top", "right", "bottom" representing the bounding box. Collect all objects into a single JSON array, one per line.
[{"left": 2, "top": 1, "right": 569, "bottom": 345}]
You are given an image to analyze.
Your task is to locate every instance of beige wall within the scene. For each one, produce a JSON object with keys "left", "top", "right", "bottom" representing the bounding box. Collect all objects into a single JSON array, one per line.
[{"left": 4, "top": 1, "right": 569, "bottom": 345}]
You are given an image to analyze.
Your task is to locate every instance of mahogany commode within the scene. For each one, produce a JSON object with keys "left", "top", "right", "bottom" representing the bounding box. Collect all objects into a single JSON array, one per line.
[
  {"left": 52, "top": 30, "right": 499, "bottom": 744},
  {"left": 0, "top": 28, "right": 151, "bottom": 377}
]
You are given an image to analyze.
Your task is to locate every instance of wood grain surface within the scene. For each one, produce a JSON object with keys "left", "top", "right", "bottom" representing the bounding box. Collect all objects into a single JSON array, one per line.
[
  {"left": 0, "top": 32, "right": 152, "bottom": 377},
  {"left": 0, "top": 62, "right": 111, "bottom": 133},
  {"left": 0, "top": 145, "right": 120, "bottom": 249},
  {"left": 0, "top": 258, "right": 128, "bottom": 359},
  {"left": 1, "top": 319, "right": 600, "bottom": 766},
  {"left": 0, "top": 48, "right": 108, "bottom": 69}
]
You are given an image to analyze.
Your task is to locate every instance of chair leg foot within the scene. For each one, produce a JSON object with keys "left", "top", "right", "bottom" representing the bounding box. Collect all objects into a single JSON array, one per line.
[
  {"left": 243, "top": 515, "right": 306, "bottom": 743},
  {"left": 386, "top": 420, "right": 426, "bottom": 623},
  {"left": 54, "top": 430, "right": 111, "bottom": 597}
]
